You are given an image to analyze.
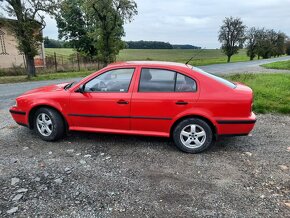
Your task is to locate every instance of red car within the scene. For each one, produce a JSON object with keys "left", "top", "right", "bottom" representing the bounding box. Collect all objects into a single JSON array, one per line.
[{"left": 10, "top": 61, "right": 256, "bottom": 153}]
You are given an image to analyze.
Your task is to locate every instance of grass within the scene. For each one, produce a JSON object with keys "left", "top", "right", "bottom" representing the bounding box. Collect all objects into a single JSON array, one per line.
[
  {"left": 45, "top": 48, "right": 77, "bottom": 56},
  {"left": 0, "top": 71, "right": 91, "bottom": 84},
  {"left": 223, "top": 73, "right": 290, "bottom": 114},
  {"left": 117, "top": 49, "right": 252, "bottom": 66},
  {"left": 45, "top": 48, "right": 253, "bottom": 66},
  {"left": 261, "top": 60, "right": 290, "bottom": 70}
]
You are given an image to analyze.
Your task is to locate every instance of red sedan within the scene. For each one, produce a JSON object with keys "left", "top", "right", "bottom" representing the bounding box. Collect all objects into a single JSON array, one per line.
[{"left": 10, "top": 61, "right": 256, "bottom": 153}]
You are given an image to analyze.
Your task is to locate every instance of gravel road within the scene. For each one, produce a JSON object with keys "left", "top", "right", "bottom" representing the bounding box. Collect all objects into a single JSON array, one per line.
[{"left": 0, "top": 112, "right": 289, "bottom": 217}]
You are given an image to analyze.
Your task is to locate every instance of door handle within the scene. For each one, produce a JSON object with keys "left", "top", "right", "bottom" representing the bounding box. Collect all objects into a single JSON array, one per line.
[
  {"left": 117, "top": 100, "right": 129, "bottom": 105},
  {"left": 176, "top": 101, "right": 188, "bottom": 105}
]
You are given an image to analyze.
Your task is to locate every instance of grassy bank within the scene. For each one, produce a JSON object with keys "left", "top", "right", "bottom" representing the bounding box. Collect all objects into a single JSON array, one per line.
[
  {"left": 261, "top": 60, "right": 290, "bottom": 70},
  {"left": 46, "top": 48, "right": 253, "bottom": 66},
  {"left": 224, "top": 73, "right": 290, "bottom": 114},
  {"left": 0, "top": 71, "right": 91, "bottom": 84}
]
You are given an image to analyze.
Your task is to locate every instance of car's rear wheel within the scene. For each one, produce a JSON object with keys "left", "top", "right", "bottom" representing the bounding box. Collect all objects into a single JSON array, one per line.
[
  {"left": 173, "top": 118, "right": 213, "bottom": 153},
  {"left": 34, "top": 108, "right": 65, "bottom": 141}
]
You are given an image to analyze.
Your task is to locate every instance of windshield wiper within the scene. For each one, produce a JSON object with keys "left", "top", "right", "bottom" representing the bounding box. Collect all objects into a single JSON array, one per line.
[{"left": 64, "top": 82, "right": 75, "bottom": 90}]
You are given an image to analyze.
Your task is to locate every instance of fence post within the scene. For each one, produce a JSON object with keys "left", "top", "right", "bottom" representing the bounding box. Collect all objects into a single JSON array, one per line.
[
  {"left": 77, "top": 53, "right": 80, "bottom": 72},
  {"left": 54, "top": 52, "right": 57, "bottom": 72}
]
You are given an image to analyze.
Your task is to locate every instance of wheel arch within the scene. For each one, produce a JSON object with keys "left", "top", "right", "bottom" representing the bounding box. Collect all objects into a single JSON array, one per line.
[
  {"left": 28, "top": 105, "right": 68, "bottom": 131},
  {"left": 170, "top": 115, "right": 217, "bottom": 138}
]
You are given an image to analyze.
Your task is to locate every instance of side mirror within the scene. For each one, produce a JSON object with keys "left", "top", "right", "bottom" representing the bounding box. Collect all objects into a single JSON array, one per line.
[{"left": 76, "top": 84, "right": 85, "bottom": 93}]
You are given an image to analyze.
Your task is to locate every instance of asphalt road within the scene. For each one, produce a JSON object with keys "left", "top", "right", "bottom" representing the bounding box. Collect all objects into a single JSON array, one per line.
[
  {"left": 200, "top": 55, "right": 290, "bottom": 74},
  {"left": 0, "top": 55, "right": 290, "bottom": 111}
]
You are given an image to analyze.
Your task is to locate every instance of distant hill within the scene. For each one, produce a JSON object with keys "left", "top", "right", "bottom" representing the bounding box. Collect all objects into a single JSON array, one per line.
[{"left": 125, "top": 41, "right": 200, "bottom": 49}]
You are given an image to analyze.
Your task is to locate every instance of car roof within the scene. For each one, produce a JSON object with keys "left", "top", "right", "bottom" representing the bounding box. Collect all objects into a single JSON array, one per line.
[{"left": 108, "top": 61, "right": 193, "bottom": 70}]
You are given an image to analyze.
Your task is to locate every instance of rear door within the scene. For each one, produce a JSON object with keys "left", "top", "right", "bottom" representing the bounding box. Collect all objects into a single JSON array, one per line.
[{"left": 131, "top": 67, "right": 199, "bottom": 135}]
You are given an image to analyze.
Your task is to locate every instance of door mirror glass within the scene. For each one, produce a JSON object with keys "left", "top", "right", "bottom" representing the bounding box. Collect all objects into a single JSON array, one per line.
[{"left": 77, "top": 84, "right": 85, "bottom": 93}]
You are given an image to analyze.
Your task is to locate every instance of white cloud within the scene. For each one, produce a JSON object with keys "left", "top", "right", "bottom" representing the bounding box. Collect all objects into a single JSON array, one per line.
[{"left": 182, "top": 16, "right": 211, "bottom": 26}]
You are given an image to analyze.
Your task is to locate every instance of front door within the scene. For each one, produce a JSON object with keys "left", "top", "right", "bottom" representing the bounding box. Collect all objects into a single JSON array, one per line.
[{"left": 68, "top": 68, "right": 136, "bottom": 131}]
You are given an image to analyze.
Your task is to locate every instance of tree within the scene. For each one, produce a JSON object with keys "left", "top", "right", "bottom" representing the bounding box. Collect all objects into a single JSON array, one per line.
[
  {"left": 44, "top": 37, "right": 64, "bottom": 48},
  {"left": 286, "top": 40, "right": 290, "bottom": 55},
  {"left": 88, "top": 0, "right": 137, "bottom": 65},
  {"left": 0, "top": 0, "right": 58, "bottom": 77},
  {"left": 56, "top": 0, "right": 98, "bottom": 58},
  {"left": 126, "top": 41, "right": 173, "bottom": 49},
  {"left": 218, "top": 17, "right": 246, "bottom": 62},
  {"left": 57, "top": 0, "right": 138, "bottom": 65},
  {"left": 246, "top": 27, "right": 258, "bottom": 60},
  {"left": 276, "top": 32, "right": 286, "bottom": 56}
]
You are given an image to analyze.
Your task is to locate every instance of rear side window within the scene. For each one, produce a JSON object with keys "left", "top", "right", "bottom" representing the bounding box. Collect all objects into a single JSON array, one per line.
[
  {"left": 192, "top": 66, "right": 236, "bottom": 89},
  {"left": 139, "top": 69, "right": 175, "bottom": 92},
  {"left": 139, "top": 68, "right": 197, "bottom": 92},
  {"left": 176, "top": 73, "right": 197, "bottom": 92}
]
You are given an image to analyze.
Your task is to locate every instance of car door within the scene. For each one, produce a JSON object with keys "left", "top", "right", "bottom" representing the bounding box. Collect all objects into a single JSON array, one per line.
[
  {"left": 131, "top": 67, "right": 199, "bottom": 135},
  {"left": 68, "top": 68, "right": 136, "bottom": 131}
]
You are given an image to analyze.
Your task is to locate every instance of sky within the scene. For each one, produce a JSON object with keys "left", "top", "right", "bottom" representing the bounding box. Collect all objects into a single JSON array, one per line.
[{"left": 43, "top": 0, "right": 290, "bottom": 49}]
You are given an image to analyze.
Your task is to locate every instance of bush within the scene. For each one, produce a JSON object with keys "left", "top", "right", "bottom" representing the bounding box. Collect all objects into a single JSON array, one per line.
[{"left": 286, "top": 41, "right": 290, "bottom": 55}]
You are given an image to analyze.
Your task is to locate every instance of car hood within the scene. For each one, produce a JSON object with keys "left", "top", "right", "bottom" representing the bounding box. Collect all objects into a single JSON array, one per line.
[{"left": 21, "top": 83, "right": 69, "bottom": 96}]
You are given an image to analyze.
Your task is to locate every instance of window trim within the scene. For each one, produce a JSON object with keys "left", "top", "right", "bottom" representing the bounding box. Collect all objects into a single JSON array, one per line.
[
  {"left": 83, "top": 67, "right": 136, "bottom": 93},
  {"left": 138, "top": 67, "right": 198, "bottom": 93}
]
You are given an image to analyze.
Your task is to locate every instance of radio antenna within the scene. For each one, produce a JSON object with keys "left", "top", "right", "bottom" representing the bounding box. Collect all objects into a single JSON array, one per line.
[{"left": 185, "top": 48, "right": 205, "bottom": 65}]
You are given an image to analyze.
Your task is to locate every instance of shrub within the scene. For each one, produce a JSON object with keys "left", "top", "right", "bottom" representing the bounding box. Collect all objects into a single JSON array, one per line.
[{"left": 286, "top": 41, "right": 290, "bottom": 55}]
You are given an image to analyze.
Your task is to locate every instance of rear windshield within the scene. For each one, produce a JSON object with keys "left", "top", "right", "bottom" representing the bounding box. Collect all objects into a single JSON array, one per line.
[{"left": 191, "top": 66, "right": 236, "bottom": 89}]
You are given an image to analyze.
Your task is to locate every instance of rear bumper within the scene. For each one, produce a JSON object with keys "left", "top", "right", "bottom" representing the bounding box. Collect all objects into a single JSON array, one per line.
[
  {"left": 9, "top": 107, "right": 28, "bottom": 127},
  {"left": 216, "top": 112, "right": 256, "bottom": 136}
]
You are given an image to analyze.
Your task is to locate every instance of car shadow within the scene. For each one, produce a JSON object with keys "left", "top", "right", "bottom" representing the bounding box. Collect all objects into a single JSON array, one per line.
[{"left": 23, "top": 128, "right": 251, "bottom": 154}]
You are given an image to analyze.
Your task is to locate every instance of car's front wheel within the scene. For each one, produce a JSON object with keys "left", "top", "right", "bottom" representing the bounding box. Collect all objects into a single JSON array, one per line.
[
  {"left": 34, "top": 108, "right": 65, "bottom": 141},
  {"left": 173, "top": 118, "right": 213, "bottom": 153}
]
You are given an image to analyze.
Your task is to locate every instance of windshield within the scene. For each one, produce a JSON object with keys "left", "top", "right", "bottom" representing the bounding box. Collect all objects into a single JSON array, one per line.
[{"left": 191, "top": 67, "right": 236, "bottom": 89}]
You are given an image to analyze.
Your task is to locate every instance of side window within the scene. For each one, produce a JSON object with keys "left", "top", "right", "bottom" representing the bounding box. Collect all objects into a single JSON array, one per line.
[
  {"left": 139, "top": 68, "right": 176, "bottom": 92},
  {"left": 84, "top": 68, "right": 135, "bottom": 92},
  {"left": 175, "top": 73, "right": 197, "bottom": 92}
]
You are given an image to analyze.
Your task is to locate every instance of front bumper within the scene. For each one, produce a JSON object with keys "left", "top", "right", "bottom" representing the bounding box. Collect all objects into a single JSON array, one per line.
[{"left": 9, "top": 107, "right": 28, "bottom": 127}]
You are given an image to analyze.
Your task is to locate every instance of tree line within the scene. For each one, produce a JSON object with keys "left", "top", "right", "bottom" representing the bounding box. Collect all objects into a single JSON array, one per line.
[
  {"left": 44, "top": 37, "right": 71, "bottom": 48},
  {"left": 44, "top": 38, "right": 201, "bottom": 50},
  {"left": 125, "top": 41, "right": 200, "bottom": 49},
  {"left": 218, "top": 17, "right": 289, "bottom": 62}
]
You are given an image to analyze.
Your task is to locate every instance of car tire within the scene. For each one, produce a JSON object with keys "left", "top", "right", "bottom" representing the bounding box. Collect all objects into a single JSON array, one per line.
[
  {"left": 34, "top": 108, "right": 65, "bottom": 141},
  {"left": 173, "top": 118, "right": 213, "bottom": 153}
]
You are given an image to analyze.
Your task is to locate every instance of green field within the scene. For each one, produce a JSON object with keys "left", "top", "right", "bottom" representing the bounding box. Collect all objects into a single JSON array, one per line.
[
  {"left": 45, "top": 48, "right": 77, "bottom": 56},
  {"left": 45, "top": 48, "right": 252, "bottom": 66},
  {"left": 261, "top": 60, "right": 290, "bottom": 70}
]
